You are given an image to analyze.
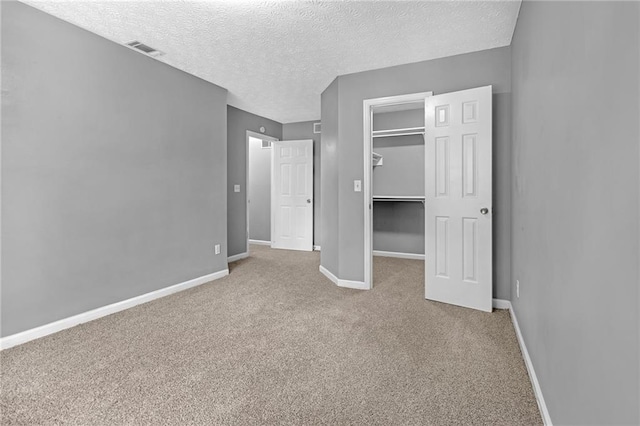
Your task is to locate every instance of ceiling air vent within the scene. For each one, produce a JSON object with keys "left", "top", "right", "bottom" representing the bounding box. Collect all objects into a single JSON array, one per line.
[
  {"left": 313, "top": 122, "right": 321, "bottom": 134},
  {"left": 126, "top": 41, "right": 164, "bottom": 57}
]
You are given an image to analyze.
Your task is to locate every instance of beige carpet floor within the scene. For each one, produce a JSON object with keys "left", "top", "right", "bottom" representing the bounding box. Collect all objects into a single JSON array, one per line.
[{"left": 1, "top": 245, "right": 541, "bottom": 425}]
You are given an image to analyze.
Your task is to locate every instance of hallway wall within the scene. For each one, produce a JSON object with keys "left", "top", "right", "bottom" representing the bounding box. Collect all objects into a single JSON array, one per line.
[{"left": 227, "top": 106, "right": 282, "bottom": 257}]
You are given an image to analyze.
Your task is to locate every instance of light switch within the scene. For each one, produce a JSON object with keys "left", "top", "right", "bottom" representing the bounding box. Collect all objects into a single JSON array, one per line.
[
  {"left": 354, "top": 180, "right": 361, "bottom": 192},
  {"left": 234, "top": 184, "right": 240, "bottom": 193}
]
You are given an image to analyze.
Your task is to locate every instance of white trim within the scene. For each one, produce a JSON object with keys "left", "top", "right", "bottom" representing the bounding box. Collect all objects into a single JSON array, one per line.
[
  {"left": 509, "top": 304, "right": 553, "bottom": 425},
  {"left": 313, "top": 245, "right": 321, "bottom": 251},
  {"left": 319, "top": 265, "right": 369, "bottom": 290},
  {"left": 363, "top": 91, "right": 433, "bottom": 290},
  {"left": 492, "top": 298, "right": 512, "bottom": 310},
  {"left": 373, "top": 250, "right": 425, "bottom": 260},
  {"left": 246, "top": 130, "right": 278, "bottom": 255},
  {"left": 248, "top": 239, "right": 271, "bottom": 246},
  {"left": 337, "top": 278, "right": 369, "bottom": 290},
  {"left": 373, "top": 195, "right": 425, "bottom": 202},
  {"left": 490, "top": 299, "right": 552, "bottom": 425},
  {"left": 227, "top": 252, "right": 249, "bottom": 263},
  {"left": 0, "top": 269, "right": 229, "bottom": 350},
  {"left": 319, "top": 265, "right": 338, "bottom": 285}
]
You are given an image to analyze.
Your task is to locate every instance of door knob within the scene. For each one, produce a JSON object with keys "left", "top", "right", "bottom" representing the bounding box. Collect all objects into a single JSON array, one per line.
[
  {"left": 307, "top": 199, "right": 312, "bottom": 203},
  {"left": 480, "top": 208, "right": 489, "bottom": 215}
]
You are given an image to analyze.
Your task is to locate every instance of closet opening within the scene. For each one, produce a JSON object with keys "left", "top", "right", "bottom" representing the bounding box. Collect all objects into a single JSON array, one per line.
[
  {"left": 363, "top": 92, "right": 433, "bottom": 290},
  {"left": 364, "top": 86, "right": 494, "bottom": 311}
]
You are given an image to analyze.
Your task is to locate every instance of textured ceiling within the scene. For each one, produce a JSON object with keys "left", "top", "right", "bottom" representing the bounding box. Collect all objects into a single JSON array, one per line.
[{"left": 24, "top": 0, "right": 521, "bottom": 123}]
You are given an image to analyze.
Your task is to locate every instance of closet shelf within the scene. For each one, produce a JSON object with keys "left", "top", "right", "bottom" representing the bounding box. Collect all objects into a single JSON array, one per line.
[
  {"left": 372, "top": 126, "right": 425, "bottom": 138},
  {"left": 373, "top": 195, "right": 425, "bottom": 203},
  {"left": 372, "top": 152, "right": 383, "bottom": 166}
]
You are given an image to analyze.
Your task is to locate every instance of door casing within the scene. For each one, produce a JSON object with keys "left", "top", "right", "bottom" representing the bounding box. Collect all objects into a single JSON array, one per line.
[
  {"left": 363, "top": 91, "right": 433, "bottom": 290},
  {"left": 246, "top": 130, "right": 279, "bottom": 253}
]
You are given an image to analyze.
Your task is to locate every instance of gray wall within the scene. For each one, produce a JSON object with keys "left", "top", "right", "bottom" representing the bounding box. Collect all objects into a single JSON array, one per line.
[
  {"left": 320, "top": 79, "right": 340, "bottom": 275},
  {"left": 227, "top": 106, "right": 282, "bottom": 257},
  {"left": 1, "top": 2, "right": 228, "bottom": 337},
  {"left": 511, "top": 2, "right": 639, "bottom": 424},
  {"left": 372, "top": 111, "right": 424, "bottom": 197},
  {"left": 373, "top": 109, "right": 424, "bottom": 131},
  {"left": 283, "top": 121, "right": 321, "bottom": 247},
  {"left": 322, "top": 47, "right": 512, "bottom": 300},
  {"left": 373, "top": 203, "right": 424, "bottom": 255},
  {"left": 248, "top": 137, "right": 271, "bottom": 242}
]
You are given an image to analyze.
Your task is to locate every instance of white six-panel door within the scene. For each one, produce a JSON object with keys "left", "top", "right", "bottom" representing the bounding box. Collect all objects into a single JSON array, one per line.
[
  {"left": 425, "top": 86, "right": 492, "bottom": 312},
  {"left": 271, "top": 140, "right": 314, "bottom": 251}
]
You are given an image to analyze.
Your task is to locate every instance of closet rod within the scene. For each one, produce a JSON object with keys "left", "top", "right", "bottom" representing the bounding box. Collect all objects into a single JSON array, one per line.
[
  {"left": 372, "top": 126, "right": 424, "bottom": 134},
  {"left": 372, "top": 126, "right": 426, "bottom": 138},
  {"left": 372, "top": 131, "right": 425, "bottom": 138},
  {"left": 371, "top": 100, "right": 425, "bottom": 109},
  {"left": 373, "top": 196, "right": 425, "bottom": 203}
]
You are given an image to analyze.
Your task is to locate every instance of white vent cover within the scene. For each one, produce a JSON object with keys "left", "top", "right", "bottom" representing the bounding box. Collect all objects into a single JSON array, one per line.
[
  {"left": 313, "top": 122, "right": 321, "bottom": 134},
  {"left": 126, "top": 41, "right": 164, "bottom": 57}
]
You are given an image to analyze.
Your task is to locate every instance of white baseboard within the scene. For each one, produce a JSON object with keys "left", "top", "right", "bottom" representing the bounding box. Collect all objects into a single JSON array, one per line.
[
  {"left": 495, "top": 299, "right": 552, "bottom": 425},
  {"left": 0, "top": 269, "right": 229, "bottom": 350},
  {"left": 337, "top": 278, "right": 369, "bottom": 290},
  {"left": 319, "top": 265, "right": 369, "bottom": 290},
  {"left": 227, "top": 252, "right": 249, "bottom": 263},
  {"left": 509, "top": 304, "right": 553, "bottom": 425},
  {"left": 248, "top": 239, "right": 271, "bottom": 246},
  {"left": 319, "top": 265, "right": 338, "bottom": 285},
  {"left": 492, "top": 298, "right": 512, "bottom": 309},
  {"left": 313, "top": 245, "right": 321, "bottom": 251},
  {"left": 373, "top": 250, "right": 425, "bottom": 260}
]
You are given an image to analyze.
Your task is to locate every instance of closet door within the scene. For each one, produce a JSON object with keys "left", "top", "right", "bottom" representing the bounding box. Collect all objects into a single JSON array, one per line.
[{"left": 425, "top": 86, "right": 492, "bottom": 312}]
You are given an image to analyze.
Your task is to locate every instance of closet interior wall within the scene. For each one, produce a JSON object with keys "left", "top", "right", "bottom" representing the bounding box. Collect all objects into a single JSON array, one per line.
[{"left": 372, "top": 105, "right": 425, "bottom": 256}]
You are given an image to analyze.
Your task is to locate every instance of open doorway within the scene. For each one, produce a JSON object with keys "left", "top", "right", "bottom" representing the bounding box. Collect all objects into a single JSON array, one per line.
[
  {"left": 246, "top": 130, "right": 278, "bottom": 250},
  {"left": 363, "top": 92, "right": 432, "bottom": 290},
  {"left": 245, "top": 130, "right": 315, "bottom": 253}
]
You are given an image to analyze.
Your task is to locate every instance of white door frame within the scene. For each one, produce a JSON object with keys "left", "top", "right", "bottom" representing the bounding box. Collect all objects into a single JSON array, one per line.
[
  {"left": 363, "top": 91, "right": 433, "bottom": 290},
  {"left": 246, "top": 130, "right": 278, "bottom": 253}
]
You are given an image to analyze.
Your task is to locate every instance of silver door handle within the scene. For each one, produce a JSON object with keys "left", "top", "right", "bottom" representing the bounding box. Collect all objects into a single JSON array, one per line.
[
  {"left": 480, "top": 208, "right": 489, "bottom": 215},
  {"left": 307, "top": 199, "right": 312, "bottom": 203}
]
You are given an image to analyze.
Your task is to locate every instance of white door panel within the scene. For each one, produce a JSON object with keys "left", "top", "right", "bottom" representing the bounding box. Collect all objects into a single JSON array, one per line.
[
  {"left": 271, "top": 140, "right": 313, "bottom": 251},
  {"left": 425, "top": 86, "right": 492, "bottom": 312}
]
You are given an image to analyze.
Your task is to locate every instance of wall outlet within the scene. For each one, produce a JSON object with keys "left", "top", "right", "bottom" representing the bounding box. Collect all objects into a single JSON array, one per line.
[
  {"left": 354, "top": 180, "right": 361, "bottom": 192},
  {"left": 215, "top": 244, "right": 221, "bottom": 255},
  {"left": 516, "top": 280, "right": 520, "bottom": 298},
  {"left": 234, "top": 184, "right": 240, "bottom": 193}
]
